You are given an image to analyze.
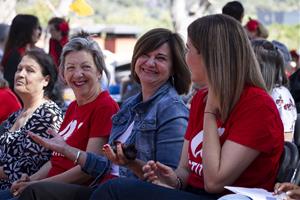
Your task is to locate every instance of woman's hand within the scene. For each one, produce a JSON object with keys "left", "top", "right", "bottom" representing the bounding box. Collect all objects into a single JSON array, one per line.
[
  {"left": 10, "top": 173, "right": 32, "bottom": 197},
  {"left": 274, "top": 182, "right": 300, "bottom": 199},
  {"left": 28, "top": 129, "right": 67, "bottom": 154},
  {"left": 142, "top": 161, "right": 177, "bottom": 189},
  {"left": 102, "top": 143, "right": 130, "bottom": 166}
]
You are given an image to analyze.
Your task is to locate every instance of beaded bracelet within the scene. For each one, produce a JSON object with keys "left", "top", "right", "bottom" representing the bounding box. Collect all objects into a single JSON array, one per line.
[
  {"left": 176, "top": 176, "right": 183, "bottom": 190},
  {"left": 74, "top": 150, "right": 81, "bottom": 165}
]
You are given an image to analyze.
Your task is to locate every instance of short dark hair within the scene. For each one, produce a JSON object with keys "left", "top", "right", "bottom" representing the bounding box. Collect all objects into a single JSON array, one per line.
[
  {"left": 24, "top": 49, "right": 57, "bottom": 97},
  {"left": 222, "top": 1, "right": 244, "bottom": 22},
  {"left": 48, "top": 17, "right": 69, "bottom": 36},
  {"left": 131, "top": 28, "right": 191, "bottom": 95}
]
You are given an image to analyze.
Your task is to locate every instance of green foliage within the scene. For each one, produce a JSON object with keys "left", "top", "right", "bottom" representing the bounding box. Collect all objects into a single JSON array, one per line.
[
  {"left": 268, "top": 24, "right": 300, "bottom": 50},
  {"left": 16, "top": 0, "right": 55, "bottom": 26},
  {"left": 14, "top": 0, "right": 299, "bottom": 48},
  {"left": 90, "top": 0, "right": 172, "bottom": 32}
]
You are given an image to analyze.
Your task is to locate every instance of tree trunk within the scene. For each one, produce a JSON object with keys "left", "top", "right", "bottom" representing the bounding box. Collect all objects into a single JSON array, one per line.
[{"left": 170, "top": 0, "right": 215, "bottom": 41}]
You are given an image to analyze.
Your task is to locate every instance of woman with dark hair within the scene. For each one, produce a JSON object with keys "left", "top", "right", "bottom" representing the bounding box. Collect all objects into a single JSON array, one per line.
[
  {"left": 18, "top": 28, "right": 191, "bottom": 200},
  {"left": 48, "top": 17, "right": 69, "bottom": 68},
  {"left": 62, "top": 14, "right": 283, "bottom": 200},
  {"left": 0, "top": 32, "right": 119, "bottom": 200},
  {"left": 1, "top": 14, "right": 41, "bottom": 90},
  {"left": 0, "top": 50, "right": 63, "bottom": 190}
]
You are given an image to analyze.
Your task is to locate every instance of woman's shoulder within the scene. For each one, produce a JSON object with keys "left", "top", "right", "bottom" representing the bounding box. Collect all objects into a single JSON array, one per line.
[
  {"left": 93, "top": 91, "right": 119, "bottom": 111},
  {"left": 158, "top": 86, "right": 185, "bottom": 104},
  {"left": 242, "top": 86, "right": 274, "bottom": 104},
  {"left": 38, "top": 100, "right": 63, "bottom": 115},
  {"left": 271, "top": 86, "right": 294, "bottom": 99},
  {"left": 236, "top": 86, "right": 278, "bottom": 115}
]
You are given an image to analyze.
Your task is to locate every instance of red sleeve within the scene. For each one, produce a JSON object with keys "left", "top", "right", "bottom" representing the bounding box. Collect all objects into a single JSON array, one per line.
[
  {"left": 89, "top": 99, "right": 119, "bottom": 138},
  {"left": 185, "top": 89, "right": 206, "bottom": 140},
  {"left": 0, "top": 88, "right": 21, "bottom": 124},
  {"left": 227, "top": 93, "right": 283, "bottom": 153}
]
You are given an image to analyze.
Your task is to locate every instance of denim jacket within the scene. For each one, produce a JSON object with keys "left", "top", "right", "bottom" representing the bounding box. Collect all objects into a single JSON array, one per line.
[{"left": 82, "top": 81, "right": 189, "bottom": 182}]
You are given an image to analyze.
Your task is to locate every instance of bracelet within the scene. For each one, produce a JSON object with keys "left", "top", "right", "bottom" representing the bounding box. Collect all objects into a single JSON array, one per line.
[
  {"left": 204, "top": 111, "right": 217, "bottom": 117},
  {"left": 74, "top": 150, "right": 81, "bottom": 165},
  {"left": 175, "top": 176, "right": 183, "bottom": 190}
]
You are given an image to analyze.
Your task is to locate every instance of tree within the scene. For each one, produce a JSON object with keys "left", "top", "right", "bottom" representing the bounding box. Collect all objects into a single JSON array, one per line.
[
  {"left": 0, "top": 0, "right": 17, "bottom": 24},
  {"left": 170, "top": 0, "right": 215, "bottom": 40}
]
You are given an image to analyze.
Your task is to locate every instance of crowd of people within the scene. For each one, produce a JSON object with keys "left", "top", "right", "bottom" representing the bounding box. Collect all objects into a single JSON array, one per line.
[{"left": 0, "top": 1, "right": 298, "bottom": 200}]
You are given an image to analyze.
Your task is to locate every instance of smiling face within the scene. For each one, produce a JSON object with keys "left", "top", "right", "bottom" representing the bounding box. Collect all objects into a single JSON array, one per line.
[
  {"left": 185, "top": 37, "right": 207, "bottom": 86},
  {"left": 14, "top": 55, "right": 49, "bottom": 98},
  {"left": 134, "top": 42, "right": 172, "bottom": 89},
  {"left": 63, "top": 50, "right": 101, "bottom": 105}
]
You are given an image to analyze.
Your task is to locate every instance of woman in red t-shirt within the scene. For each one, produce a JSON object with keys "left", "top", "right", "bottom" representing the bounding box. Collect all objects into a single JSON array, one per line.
[
  {"left": 70, "top": 14, "right": 284, "bottom": 200},
  {"left": 7, "top": 32, "right": 119, "bottom": 198}
]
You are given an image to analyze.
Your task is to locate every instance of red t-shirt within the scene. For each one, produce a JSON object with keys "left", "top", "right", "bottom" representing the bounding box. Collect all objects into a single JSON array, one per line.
[
  {"left": 0, "top": 88, "right": 21, "bottom": 124},
  {"left": 48, "top": 91, "right": 119, "bottom": 177},
  {"left": 185, "top": 86, "right": 284, "bottom": 191}
]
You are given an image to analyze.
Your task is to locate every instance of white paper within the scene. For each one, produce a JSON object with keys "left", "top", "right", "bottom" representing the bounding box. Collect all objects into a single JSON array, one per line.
[{"left": 224, "top": 186, "right": 287, "bottom": 200}]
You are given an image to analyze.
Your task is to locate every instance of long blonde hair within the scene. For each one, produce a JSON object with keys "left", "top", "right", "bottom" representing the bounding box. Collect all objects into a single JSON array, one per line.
[{"left": 188, "top": 14, "right": 266, "bottom": 121}]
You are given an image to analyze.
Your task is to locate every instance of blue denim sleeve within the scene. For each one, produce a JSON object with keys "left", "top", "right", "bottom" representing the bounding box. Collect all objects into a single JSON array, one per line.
[
  {"left": 81, "top": 152, "right": 110, "bottom": 178},
  {"left": 156, "top": 100, "right": 189, "bottom": 169}
]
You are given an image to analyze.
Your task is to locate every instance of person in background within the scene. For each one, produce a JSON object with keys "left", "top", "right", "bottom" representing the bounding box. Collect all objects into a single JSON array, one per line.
[
  {"left": 289, "top": 50, "right": 300, "bottom": 112},
  {"left": 272, "top": 40, "right": 293, "bottom": 77},
  {"left": 63, "top": 14, "right": 283, "bottom": 200},
  {"left": 47, "top": 17, "right": 70, "bottom": 112},
  {"left": 48, "top": 17, "right": 69, "bottom": 68},
  {"left": 0, "top": 32, "right": 119, "bottom": 200},
  {"left": 290, "top": 50, "right": 300, "bottom": 70},
  {"left": 0, "top": 50, "right": 63, "bottom": 190},
  {"left": 252, "top": 39, "right": 297, "bottom": 141},
  {"left": 19, "top": 28, "right": 191, "bottom": 200},
  {"left": 0, "top": 71, "right": 21, "bottom": 124},
  {"left": 245, "top": 18, "right": 269, "bottom": 40},
  {"left": 273, "top": 182, "right": 300, "bottom": 199},
  {"left": 222, "top": 1, "right": 244, "bottom": 23},
  {"left": 0, "top": 24, "right": 10, "bottom": 63},
  {"left": 1, "top": 14, "right": 41, "bottom": 91}
]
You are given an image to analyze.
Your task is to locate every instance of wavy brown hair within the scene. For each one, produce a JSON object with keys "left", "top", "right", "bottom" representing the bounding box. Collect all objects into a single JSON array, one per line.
[{"left": 131, "top": 28, "right": 191, "bottom": 95}]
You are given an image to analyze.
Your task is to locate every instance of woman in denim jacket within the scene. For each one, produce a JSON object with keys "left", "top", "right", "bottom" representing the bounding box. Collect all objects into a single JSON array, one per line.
[{"left": 18, "top": 28, "right": 192, "bottom": 200}]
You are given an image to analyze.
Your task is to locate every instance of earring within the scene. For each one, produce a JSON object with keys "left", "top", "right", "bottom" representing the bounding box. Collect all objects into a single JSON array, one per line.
[{"left": 171, "top": 75, "right": 175, "bottom": 85}]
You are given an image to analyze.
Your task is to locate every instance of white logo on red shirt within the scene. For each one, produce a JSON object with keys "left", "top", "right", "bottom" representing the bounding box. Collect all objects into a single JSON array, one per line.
[
  {"left": 52, "top": 120, "right": 83, "bottom": 157},
  {"left": 189, "top": 128, "right": 225, "bottom": 176}
]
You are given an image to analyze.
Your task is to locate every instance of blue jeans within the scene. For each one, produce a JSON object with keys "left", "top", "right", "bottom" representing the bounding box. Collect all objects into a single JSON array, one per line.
[
  {"left": 218, "top": 194, "right": 251, "bottom": 200},
  {"left": 90, "top": 178, "right": 220, "bottom": 200},
  {"left": 0, "top": 189, "right": 15, "bottom": 200}
]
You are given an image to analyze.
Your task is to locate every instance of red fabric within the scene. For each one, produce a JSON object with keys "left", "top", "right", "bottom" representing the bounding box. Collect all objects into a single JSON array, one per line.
[
  {"left": 0, "top": 88, "right": 21, "bottom": 124},
  {"left": 49, "top": 37, "right": 68, "bottom": 68},
  {"left": 185, "top": 86, "right": 284, "bottom": 191},
  {"left": 1, "top": 47, "right": 26, "bottom": 68},
  {"left": 246, "top": 19, "right": 259, "bottom": 32},
  {"left": 47, "top": 91, "right": 119, "bottom": 178}
]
